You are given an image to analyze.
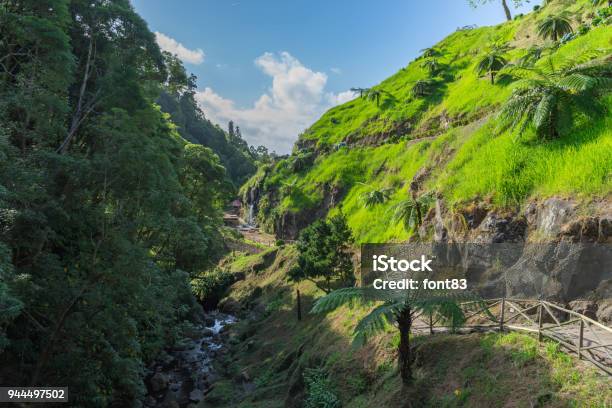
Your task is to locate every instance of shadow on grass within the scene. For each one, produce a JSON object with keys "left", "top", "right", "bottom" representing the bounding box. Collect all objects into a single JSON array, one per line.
[{"left": 202, "top": 277, "right": 610, "bottom": 408}]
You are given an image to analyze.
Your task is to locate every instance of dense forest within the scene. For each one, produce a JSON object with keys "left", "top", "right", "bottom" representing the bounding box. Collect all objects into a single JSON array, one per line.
[{"left": 0, "top": 0, "right": 249, "bottom": 405}]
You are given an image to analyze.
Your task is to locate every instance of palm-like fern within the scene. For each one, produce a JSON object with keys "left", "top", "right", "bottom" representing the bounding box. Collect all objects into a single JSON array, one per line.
[
  {"left": 421, "top": 58, "right": 441, "bottom": 76},
  {"left": 391, "top": 192, "right": 436, "bottom": 232},
  {"left": 420, "top": 47, "right": 440, "bottom": 58},
  {"left": 518, "top": 46, "right": 547, "bottom": 67},
  {"left": 537, "top": 14, "right": 573, "bottom": 42},
  {"left": 499, "top": 54, "right": 612, "bottom": 140},
  {"left": 361, "top": 188, "right": 393, "bottom": 207},
  {"left": 475, "top": 50, "right": 508, "bottom": 84},
  {"left": 363, "top": 88, "right": 385, "bottom": 107},
  {"left": 350, "top": 87, "right": 368, "bottom": 98},
  {"left": 312, "top": 286, "right": 483, "bottom": 384},
  {"left": 411, "top": 79, "right": 435, "bottom": 98}
]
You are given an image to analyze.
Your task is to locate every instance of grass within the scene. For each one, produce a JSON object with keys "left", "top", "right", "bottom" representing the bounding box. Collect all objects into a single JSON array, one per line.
[
  {"left": 201, "top": 248, "right": 612, "bottom": 408},
  {"left": 244, "top": 0, "right": 612, "bottom": 244}
]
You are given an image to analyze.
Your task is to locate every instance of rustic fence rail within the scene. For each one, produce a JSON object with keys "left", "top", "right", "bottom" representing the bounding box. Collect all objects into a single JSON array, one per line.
[{"left": 412, "top": 298, "right": 612, "bottom": 376}]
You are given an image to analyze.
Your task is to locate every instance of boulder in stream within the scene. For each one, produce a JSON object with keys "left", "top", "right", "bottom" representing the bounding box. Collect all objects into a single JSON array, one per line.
[{"left": 150, "top": 372, "right": 169, "bottom": 393}]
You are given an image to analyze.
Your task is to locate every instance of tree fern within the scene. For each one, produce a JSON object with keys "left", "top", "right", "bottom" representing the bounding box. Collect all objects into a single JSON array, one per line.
[{"left": 499, "top": 55, "right": 611, "bottom": 140}]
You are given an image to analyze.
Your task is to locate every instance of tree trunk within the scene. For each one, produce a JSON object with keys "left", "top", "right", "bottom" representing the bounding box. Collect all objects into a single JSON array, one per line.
[
  {"left": 501, "top": 0, "right": 512, "bottom": 21},
  {"left": 490, "top": 72, "right": 495, "bottom": 85},
  {"left": 397, "top": 306, "right": 413, "bottom": 385},
  {"left": 57, "top": 36, "right": 95, "bottom": 154},
  {"left": 296, "top": 289, "right": 302, "bottom": 321}
]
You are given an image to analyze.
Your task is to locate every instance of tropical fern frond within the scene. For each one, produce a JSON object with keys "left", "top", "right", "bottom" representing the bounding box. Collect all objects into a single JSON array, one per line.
[
  {"left": 311, "top": 287, "right": 391, "bottom": 314},
  {"left": 352, "top": 302, "right": 396, "bottom": 346}
]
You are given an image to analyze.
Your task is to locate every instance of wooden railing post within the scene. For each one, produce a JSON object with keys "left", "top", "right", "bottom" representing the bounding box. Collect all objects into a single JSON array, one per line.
[
  {"left": 537, "top": 302, "right": 543, "bottom": 342},
  {"left": 296, "top": 289, "right": 302, "bottom": 321},
  {"left": 499, "top": 297, "right": 506, "bottom": 332},
  {"left": 578, "top": 319, "right": 584, "bottom": 359}
]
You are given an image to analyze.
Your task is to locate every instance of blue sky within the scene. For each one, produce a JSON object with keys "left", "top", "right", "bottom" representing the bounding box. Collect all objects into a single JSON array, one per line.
[{"left": 132, "top": 0, "right": 539, "bottom": 153}]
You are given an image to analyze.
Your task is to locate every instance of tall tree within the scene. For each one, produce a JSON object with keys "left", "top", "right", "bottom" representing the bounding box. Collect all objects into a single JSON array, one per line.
[
  {"left": 467, "top": 0, "right": 525, "bottom": 21},
  {"left": 289, "top": 212, "right": 355, "bottom": 292}
]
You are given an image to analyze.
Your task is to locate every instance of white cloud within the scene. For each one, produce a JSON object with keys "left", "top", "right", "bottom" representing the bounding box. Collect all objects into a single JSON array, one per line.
[
  {"left": 327, "top": 90, "right": 356, "bottom": 106},
  {"left": 330, "top": 67, "right": 342, "bottom": 74},
  {"left": 155, "top": 32, "right": 205, "bottom": 65},
  {"left": 195, "top": 52, "right": 351, "bottom": 154}
]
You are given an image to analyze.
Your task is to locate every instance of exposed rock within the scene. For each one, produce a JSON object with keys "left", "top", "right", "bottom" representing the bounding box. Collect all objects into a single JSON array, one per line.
[
  {"left": 475, "top": 213, "right": 526, "bottom": 243},
  {"left": 596, "top": 300, "right": 612, "bottom": 324},
  {"left": 410, "top": 167, "right": 431, "bottom": 194},
  {"left": 218, "top": 298, "right": 241, "bottom": 314},
  {"left": 600, "top": 217, "right": 612, "bottom": 242},
  {"left": 345, "top": 118, "right": 412, "bottom": 148},
  {"left": 462, "top": 203, "right": 489, "bottom": 230},
  {"left": 150, "top": 372, "right": 169, "bottom": 393},
  {"left": 189, "top": 389, "right": 204, "bottom": 403},
  {"left": 568, "top": 300, "right": 598, "bottom": 320},
  {"left": 536, "top": 198, "right": 575, "bottom": 237},
  {"left": 433, "top": 198, "right": 448, "bottom": 243}
]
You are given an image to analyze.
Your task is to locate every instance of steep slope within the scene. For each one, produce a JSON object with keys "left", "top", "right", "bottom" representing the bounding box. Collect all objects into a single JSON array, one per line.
[
  {"left": 199, "top": 248, "right": 612, "bottom": 407},
  {"left": 158, "top": 90, "right": 257, "bottom": 187},
  {"left": 242, "top": 0, "right": 611, "bottom": 243}
]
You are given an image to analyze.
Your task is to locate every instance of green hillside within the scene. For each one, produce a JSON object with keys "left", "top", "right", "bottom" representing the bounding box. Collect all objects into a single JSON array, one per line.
[{"left": 243, "top": 0, "right": 612, "bottom": 243}]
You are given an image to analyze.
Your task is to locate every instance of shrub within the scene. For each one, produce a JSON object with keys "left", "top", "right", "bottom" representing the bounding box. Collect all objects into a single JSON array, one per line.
[
  {"left": 303, "top": 368, "right": 341, "bottom": 408},
  {"left": 577, "top": 23, "right": 591, "bottom": 35},
  {"left": 192, "top": 269, "right": 235, "bottom": 309}
]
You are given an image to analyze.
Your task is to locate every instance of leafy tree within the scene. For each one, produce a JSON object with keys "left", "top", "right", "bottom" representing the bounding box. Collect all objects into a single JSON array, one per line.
[
  {"left": 475, "top": 49, "right": 508, "bottom": 84},
  {"left": 157, "top": 54, "right": 255, "bottom": 187},
  {"left": 467, "top": 0, "right": 525, "bottom": 21},
  {"left": 537, "top": 14, "right": 573, "bottom": 42},
  {"left": 499, "top": 55, "right": 612, "bottom": 140},
  {"left": 289, "top": 213, "right": 355, "bottom": 292},
  {"left": 392, "top": 192, "right": 436, "bottom": 233},
  {"left": 312, "top": 286, "right": 478, "bottom": 384},
  {"left": 0, "top": 1, "right": 230, "bottom": 404}
]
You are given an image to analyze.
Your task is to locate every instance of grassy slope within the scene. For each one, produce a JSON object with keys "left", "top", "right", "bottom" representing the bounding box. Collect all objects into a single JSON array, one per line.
[
  {"left": 246, "top": 0, "right": 612, "bottom": 243},
  {"left": 201, "top": 248, "right": 612, "bottom": 407}
]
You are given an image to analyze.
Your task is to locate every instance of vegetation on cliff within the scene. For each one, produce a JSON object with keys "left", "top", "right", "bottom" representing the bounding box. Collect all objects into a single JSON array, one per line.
[
  {"left": 243, "top": 0, "right": 612, "bottom": 243},
  {"left": 202, "top": 247, "right": 612, "bottom": 407}
]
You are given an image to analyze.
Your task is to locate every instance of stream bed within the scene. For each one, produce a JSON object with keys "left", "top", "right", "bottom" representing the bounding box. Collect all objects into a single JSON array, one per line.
[{"left": 144, "top": 311, "right": 236, "bottom": 408}]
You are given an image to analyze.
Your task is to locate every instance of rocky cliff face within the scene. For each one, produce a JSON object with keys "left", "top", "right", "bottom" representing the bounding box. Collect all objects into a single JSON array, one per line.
[{"left": 423, "top": 194, "right": 612, "bottom": 321}]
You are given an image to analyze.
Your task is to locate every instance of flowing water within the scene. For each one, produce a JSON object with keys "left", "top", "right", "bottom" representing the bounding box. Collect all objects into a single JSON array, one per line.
[
  {"left": 247, "top": 203, "right": 255, "bottom": 227},
  {"left": 144, "top": 311, "right": 236, "bottom": 407}
]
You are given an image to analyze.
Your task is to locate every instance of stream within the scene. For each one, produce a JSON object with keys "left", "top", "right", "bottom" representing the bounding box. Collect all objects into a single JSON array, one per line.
[{"left": 143, "top": 311, "right": 236, "bottom": 408}]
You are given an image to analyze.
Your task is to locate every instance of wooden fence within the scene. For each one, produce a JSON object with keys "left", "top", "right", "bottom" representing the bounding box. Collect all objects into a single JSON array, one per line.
[{"left": 412, "top": 298, "right": 612, "bottom": 376}]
